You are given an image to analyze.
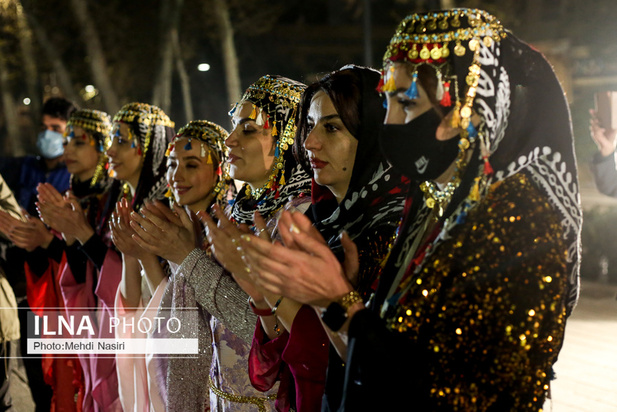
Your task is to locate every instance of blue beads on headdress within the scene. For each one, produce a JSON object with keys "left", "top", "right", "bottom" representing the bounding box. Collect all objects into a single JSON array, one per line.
[
  {"left": 405, "top": 72, "right": 419, "bottom": 100},
  {"left": 228, "top": 104, "right": 237, "bottom": 117},
  {"left": 184, "top": 138, "right": 192, "bottom": 151},
  {"left": 466, "top": 121, "right": 478, "bottom": 139}
]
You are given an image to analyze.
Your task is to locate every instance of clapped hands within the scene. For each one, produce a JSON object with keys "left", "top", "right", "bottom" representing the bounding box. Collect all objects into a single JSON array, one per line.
[
  {"left": 238, "top": 210, "right": 359, "bottom": 308},
  {"left": 37, "top": 184, "right": 94, "bottom": 244},
  {"left": 0, "top": 209, "right": 53, "bottom": 251},
  {"left": 129, "top": 200, "right": 198, "bottom": 265}
]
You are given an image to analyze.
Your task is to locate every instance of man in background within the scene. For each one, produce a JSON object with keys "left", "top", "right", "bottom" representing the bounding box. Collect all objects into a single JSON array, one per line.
[{"left": 0, "top": 97, "right": 76, "bottom": 412}]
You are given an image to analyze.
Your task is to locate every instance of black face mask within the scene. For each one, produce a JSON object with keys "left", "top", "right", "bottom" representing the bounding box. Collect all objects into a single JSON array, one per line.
[{"left": 380, "top": 110, "right": 460, "bottom": 180}]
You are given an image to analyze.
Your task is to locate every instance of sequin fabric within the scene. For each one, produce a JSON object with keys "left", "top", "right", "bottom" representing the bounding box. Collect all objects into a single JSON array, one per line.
[
  {"left": 181, "top": 248, "right": 258, "bottom": 342},
  {"left": 385, "top": 173, "right": 568, "bottom": 410},
  {"left": 155, "top": 255, "right": 213, "bottom": 411}
]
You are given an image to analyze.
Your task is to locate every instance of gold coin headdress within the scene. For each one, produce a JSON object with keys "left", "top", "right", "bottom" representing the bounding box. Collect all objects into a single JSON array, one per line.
[
  {"left": 379, "top": 9, "right": 507, "bottom": 216},
  {"left": 112, "top": 102, "right": 175, "bottom": 158},
  {"left": 379, "top": 9, "right": 506, "bottom": 133}
]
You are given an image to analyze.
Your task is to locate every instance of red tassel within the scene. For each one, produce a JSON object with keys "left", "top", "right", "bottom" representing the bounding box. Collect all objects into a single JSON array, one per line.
[
  {"left": 483, "top": 156, "right": 494, "bottom": 175},
  {"left": 264, "top": 117, "right": 270, "bottom": 129},
  {"left": 440, "top": 82, "right": 452, "bottom": 106},
  {"left": 376, "top": 77, "right": 384, "bottom": 93},
  {"left": 216, "top": 166, "right": 222, "bottom": 176}
]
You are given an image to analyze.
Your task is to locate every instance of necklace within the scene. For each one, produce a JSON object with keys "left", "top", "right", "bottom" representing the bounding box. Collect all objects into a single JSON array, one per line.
[{"left": 420, "top": 136, "right": 471, "bottom": 219}]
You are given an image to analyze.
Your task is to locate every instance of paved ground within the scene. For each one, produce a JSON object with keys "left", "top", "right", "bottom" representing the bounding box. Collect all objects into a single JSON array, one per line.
[
  {"left": 544, "top": 280, "right": 617, "bottom": 412},
  {"left": 7, "top": 279, "right": 617, "bottom": 411}
]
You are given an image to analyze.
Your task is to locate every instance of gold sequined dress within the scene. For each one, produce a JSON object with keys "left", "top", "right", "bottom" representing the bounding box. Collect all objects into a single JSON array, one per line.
[{"left": 344, "top": 174, "right": 569, "bottom": 411}]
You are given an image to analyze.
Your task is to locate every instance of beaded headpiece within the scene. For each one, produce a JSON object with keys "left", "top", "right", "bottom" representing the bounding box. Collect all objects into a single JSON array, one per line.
[
  {"left": 112, "top": 102, "right": 175, "bottom": 158},
  {"left": 229, "top": 75, "right": 306, "bottom": 200},
  {"left": 379, "top": 8, "right": 506, "bottom": 217},
  {"left": 165, "top": 120, "right": 233, "bottom": 206},
  {"left": 110, "top": 103, "right": 175, "bottom": 202},
  {"left": 65, "top": 109, "right": 113, "bottom": 187}
]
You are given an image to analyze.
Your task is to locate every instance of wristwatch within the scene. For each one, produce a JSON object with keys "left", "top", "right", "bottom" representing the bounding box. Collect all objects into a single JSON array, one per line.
[{"left": 321, "top": 290, "right": 363, "bottom": 332}]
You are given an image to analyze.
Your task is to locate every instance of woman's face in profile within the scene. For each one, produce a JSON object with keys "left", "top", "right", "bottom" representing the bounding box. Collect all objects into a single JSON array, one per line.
[
  {"left": 225, "top": 101, "right": 276, "bottom": 188},
  {"left": 106, "top": 122, "right": 144, "bottom": 184}
]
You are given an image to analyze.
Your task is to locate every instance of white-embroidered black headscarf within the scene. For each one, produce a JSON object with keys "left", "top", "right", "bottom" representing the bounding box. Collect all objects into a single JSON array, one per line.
[{"left": 378, "top": 8, "right": 581, "bottom": 315}]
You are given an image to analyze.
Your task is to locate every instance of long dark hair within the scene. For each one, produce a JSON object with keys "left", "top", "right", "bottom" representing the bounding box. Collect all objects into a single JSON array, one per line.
[{"left": 294, "top": 68, "right": 364, "bottom": 174}]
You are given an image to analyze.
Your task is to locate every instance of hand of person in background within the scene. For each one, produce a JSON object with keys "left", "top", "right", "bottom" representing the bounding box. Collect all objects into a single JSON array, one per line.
[
  {"left": 0, "top": 209, "right": 54, "bottom": 252},
  {"left": 37, "top": 192, "right": 94, "bottom": 244},
  {"left": 129, "top": 201, "right": 197, "bottom": 265},
  {"left": 109, "top": 198, "right": 152, "bottom": 261},
  {"left": 239, "top": 210, "right": 359, "bottom": 308},
  {"left": 590, "top": 108, "right": 617, "bottom": 157}
]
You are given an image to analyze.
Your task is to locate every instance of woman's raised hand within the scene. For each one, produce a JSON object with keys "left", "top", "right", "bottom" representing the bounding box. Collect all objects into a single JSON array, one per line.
[
  {"left": 198, "top": 204, "right": 253, "bottom": 277},
  {"left": 110, "top": 198, "right": 151, "bottom": 260},
  {"left": 37, "top": 192, "right": 94, "bottom": 244},
  {"left": 590, "top": 108, "right": 617, "bottom": 157},
  {"left": 239, "top": 210, "right": 358, "bottom": 308},
  {"left": 37, "top": 183, "right": 66, "bottom": 207},
  {"left": 130, "top": 201, "right": 197, "bottom": 265}
]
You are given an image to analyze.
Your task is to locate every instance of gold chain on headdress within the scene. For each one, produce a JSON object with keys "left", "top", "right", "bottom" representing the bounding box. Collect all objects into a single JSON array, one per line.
[
  {"left": 67, "top": 109, "right": 112, "bottom": 136},
  {"left": 384, "top": 9, "right": 506, "bottom": 62},
  {"left": 381, "top": 9, "right": 505, "bottom": 128}
]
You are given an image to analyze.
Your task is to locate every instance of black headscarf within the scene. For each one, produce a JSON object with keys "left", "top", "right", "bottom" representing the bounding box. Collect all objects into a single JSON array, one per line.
[{"left": 378, "top": 8, "right": 582, "bottom": 315}]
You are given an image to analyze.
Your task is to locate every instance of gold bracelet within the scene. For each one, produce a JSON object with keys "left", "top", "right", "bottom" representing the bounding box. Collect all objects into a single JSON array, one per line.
[{"left": 339, "top": 290, "right": 363, "bottom": 310}]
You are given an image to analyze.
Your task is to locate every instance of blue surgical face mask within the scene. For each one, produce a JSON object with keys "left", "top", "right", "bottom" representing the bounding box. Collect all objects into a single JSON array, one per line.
[{"left": 37, "top": 130, "right": 65, "bottom": 159}]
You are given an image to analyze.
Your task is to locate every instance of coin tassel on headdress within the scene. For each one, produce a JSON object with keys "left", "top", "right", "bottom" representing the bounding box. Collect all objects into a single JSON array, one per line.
[{"left": 378, "top": 9, "right": 506, "bottom": 217}]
